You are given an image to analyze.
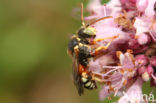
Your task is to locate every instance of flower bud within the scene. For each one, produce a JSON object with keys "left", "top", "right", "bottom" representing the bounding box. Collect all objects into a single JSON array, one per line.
[
  {"left": 142, "top": 72, "right": 150, "bottom": 81},
  {"left": 128, "top": 39, "right": 140, "bottom": 49},
  {"left": 136, "top": 0, "right": 148, "bottom": 12},
  {"left": 138, "top": 66, "right": 146, "bottom": 75},
  {"left": 150, "top": 56, "right": 156, "bottom": 67},
  {"left": 147, "top": 65, "right": 154, "bottom": 76},
  {"left": 135, "top": 55, "right": 148, "bottom": 67},
  {"left": 137, "top": 33, "right": 149, "bottom": 45}
]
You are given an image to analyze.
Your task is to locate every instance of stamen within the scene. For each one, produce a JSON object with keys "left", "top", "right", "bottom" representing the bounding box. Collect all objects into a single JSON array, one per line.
[
  {"left": 103, "top": 66, "right": 123, "bottom": 69},
  {"left": 103, "top": 4, "right": 107, "bottom": 17},
  {"left": 123, "top": 79, "right": 127, "bottom": 86},
  {"left": 92, "top": 72, "right": 122, "bottom": 82},
  {"left": 114, "top": 90, "right": 119, "bottom": 97},
  {"left": 113, "top": 81, "right": 122, "bottom": 90},
  {"left": 101, "top": 67, "right": 122, "bottom": 77}
]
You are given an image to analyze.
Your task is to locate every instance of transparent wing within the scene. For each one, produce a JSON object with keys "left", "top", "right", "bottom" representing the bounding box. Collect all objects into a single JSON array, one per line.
[{"left": 72, "top": 54, "right": 84, "bottom": 96}]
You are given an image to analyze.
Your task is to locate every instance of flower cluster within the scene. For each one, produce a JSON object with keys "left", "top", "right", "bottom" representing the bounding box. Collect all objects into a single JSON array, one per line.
[{"left": 84, "top": 0, "right": 156, "bottom": 102}]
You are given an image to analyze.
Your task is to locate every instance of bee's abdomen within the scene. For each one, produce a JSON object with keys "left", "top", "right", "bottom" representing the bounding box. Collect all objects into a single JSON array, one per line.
[
  {"left": 81, "top": 75, "right": 96, "bottom": 89},
  {"left": 84, "top": 81, "right": 96, "bottom": 89}
]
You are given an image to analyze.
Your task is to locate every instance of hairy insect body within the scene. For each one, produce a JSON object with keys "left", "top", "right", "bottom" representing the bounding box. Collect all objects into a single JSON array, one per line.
[
  {"left": 77, "top": 44, "right": 92, "bottom": 66},
  {"left": 67, "top": 3, "right": 114, "bottom": 95},
  {"left": 68, "top": 26, "right": 97, "bottom": 95},
  {"left": 68, "top": 24, "right": 116, "bottom": 95}
]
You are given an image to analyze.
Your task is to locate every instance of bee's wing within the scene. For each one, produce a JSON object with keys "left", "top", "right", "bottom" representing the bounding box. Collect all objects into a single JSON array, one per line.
[{"left": 72, "top": 54, "right": 84, "bottom": 96}]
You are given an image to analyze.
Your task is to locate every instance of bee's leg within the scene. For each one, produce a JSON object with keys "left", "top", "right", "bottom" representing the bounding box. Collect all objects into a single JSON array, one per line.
[
  {"left": 92, "top": 73, "right": 105, "bottom": 83},
  {"left": 90, "top": 39, "right": 114, "bottom": 56},
  {"left": 74, "top": 45, "right": 79, "bottom": 56},
  {"left": 67, "top": 49, "right": 72, "bottom": 56},
  {"left": 90, "top": 35, "right": 118, "bottom": 45}
]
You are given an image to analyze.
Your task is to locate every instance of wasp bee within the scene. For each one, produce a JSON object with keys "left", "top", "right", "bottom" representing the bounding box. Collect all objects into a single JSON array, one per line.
[{"left": 68, "top": 3, "right": 116, "bottom": 96}]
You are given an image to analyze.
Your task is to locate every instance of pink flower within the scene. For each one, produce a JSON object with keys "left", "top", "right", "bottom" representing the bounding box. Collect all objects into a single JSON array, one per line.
[
  {"left": 118, "top": 77, "right": 144, "bottom": 103},
  {"left": 136, "top": 0, "right": 148, "bottom": 12},
  {"left": 99, "top": 86, "right": 111, "bottom": 100},
  {"left": 137, "top": 33, "right": 149, "bottom": 45},
  {"left": 92, "top": 51, "right": 136, "bottom": 100},
  {"left": 135, "top": 55, "right": 148, "bottom": 67},
  {"left": 150, "top": 56, "right": 156, "bottom": 66},
  {"left": 133, "top": 17, "right": 150, "bottom": 36},
  {"left": 85, "top": 0, "right": 156, "bottom": 101},
  {"left": 87, "top": 0, "right": 105, "bottom": 19},
  {"left": 144, "top": 0, "right": 156, "bottom": 18},
  {"left": 128, "top": 38, "right": 140, "bottom": 49},
  {"left": 70, "top": 0, "right": 156, "bottom": 102},
  {"left": 120, "top": 0, "right": 137, "bottom": 11}
]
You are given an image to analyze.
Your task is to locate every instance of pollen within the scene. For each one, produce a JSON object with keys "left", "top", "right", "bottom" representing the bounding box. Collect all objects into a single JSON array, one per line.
[
  {"left": 127, "top": 49, "right": 133, "bottom": 54},
  {"left": 119, "top": 69, "right": 125, "bottom": 74},
  {"left": 116, "top": 51, "right": 122, "bottom": 58},
  {"left": 115, "top": 11, "right": 134, "bottom": 30},
  {"left": 123, "top": 80, "right": 127, "bottom": 86},
  {"left": 127, "top": 68, "right": 133, "bottom": 72}
]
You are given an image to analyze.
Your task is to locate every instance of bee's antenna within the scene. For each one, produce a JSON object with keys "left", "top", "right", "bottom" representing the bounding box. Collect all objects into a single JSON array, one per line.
[
  {"left": 86, "top": 16, "right": 113, "bottom": 27},
  {"left": 81, "top": 3, "right": 85, "bottom": 27}
]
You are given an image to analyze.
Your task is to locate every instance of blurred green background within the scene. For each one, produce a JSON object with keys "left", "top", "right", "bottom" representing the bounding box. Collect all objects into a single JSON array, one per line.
[{"left": 0, "top": 0, "right": 155, "bottom": 103}]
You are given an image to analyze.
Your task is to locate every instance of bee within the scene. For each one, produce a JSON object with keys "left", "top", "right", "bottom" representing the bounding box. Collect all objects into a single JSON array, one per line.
[{"left": 68, "top": 3, "right": 116, "bottom": 96}]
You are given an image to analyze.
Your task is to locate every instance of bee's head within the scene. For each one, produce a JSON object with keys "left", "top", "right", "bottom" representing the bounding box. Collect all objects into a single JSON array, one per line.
[{"left": 77, "top": 26, "right": 96, "bottom": 39}]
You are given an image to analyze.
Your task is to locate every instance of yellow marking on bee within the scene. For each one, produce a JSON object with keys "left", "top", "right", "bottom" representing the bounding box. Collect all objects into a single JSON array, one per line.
[
  {"left": 83, "top": 26, "right": 96, "bottom": 36},
  {"left": 76, "top": 37, "right": 81, "bottom": 41},
  {"left": 79, "top": 43, "right": 83, "bottom": 47},
  {"left": 74, "top": 45, "right": 79, "bottom": 51},
  {"left": 74, "top": 45, "right": 79, "bottom": 56},
  {"left": 90, "top": 83, "right": 94, "bottom": 88},
  {"left": 79, "top": 43, "right": 90, "bottom": 49},
  {"left": 82, "top": 72, "right": 87, "bottom": 78},
  {"left": 81, "top": 77, "right": 88, "bottom": 83},
  {"left": 85, "top": 82, "right": 91, "bottom": 87},
  {"left": 71, "top": 35, "right": 77, "bottom": 39}
]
